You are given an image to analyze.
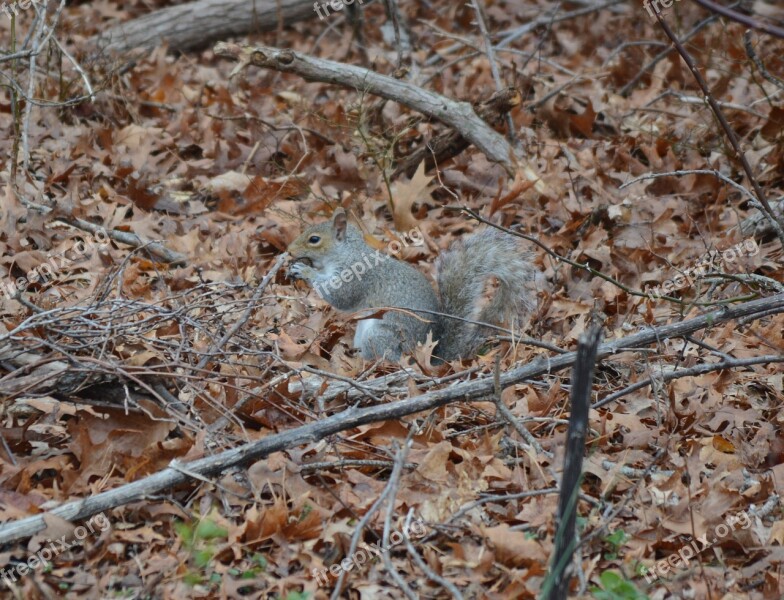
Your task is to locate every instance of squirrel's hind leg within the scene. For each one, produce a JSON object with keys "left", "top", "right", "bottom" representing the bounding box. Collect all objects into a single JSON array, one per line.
[
  {"left": 355, "top": 319, "right": 403, "bottom": 361},
  {"left": 354, "top": 318, "right": 381, "bottom": 349}
]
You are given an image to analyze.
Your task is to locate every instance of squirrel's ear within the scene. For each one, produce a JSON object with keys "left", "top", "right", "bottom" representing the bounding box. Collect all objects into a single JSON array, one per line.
[{"left": 332, "top": 208, "right": 348, "bottom": 241}]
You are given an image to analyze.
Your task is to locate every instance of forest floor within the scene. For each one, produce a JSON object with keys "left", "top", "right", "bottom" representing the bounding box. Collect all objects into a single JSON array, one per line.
[{"left": 1, "top": 0, "right": 783, "bottom": 598}]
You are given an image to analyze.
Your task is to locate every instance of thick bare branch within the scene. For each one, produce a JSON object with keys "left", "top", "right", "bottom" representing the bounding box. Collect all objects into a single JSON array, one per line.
[{"left": 213, "top": 42, "right": 542, "bottom": 186}]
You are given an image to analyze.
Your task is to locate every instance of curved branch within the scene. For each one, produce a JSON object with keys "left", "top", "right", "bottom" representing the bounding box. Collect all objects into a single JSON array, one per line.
[{"left": 213, "top": 42, "right": 543, "bottom": 187}]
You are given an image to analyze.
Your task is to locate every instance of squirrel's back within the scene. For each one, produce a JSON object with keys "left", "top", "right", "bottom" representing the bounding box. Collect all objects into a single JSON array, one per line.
[{"left": 434, "top": 228, "right": 536, "bottom": 360}]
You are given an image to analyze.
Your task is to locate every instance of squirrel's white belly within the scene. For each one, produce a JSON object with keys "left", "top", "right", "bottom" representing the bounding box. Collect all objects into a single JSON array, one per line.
[{"left": 354, "top": 318, "right": 382, "bottom": 349}]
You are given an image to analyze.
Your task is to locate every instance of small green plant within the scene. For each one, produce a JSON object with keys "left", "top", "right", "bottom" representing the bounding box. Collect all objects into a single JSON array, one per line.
[
  {"left": 299, "top": 504, "right": 313, "bottom": 521},
  {"left": 590, "top": 570, "right": 648, "bottom": 600},
  {"left": 227, "top": 553, "right": 268, "bottom": 580},
  {"left": 603, "top": 529, "right": 629, "bottom": 560},
  {"left": 174, "top": 516, "right": 229, "bottom": 587},
  {"left": 632, "top": 561, "right": 648, "bottom": 578},
  {"left": 175, "top": 517, "right": 269, "bottom": 591}
]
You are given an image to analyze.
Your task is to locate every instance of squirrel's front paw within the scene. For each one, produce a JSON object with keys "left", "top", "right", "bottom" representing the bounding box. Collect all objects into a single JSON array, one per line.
[{"left": 288, "top": 260, "right": 318, "bottom": 283}]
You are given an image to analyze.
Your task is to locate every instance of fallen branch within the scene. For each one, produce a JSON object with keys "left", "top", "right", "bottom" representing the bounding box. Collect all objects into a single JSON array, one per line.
[
  {"left": 213, "top": 42, "right": 542, "bottom": 186},
  {"left": 58, "top": 217, "right": 187, "bottom": 266},
  {"left": 0, "top": 292, "right": 782, "bottom": 544},
  {"left": 92, "top": 0, "right": 317, "bottom": 54}
]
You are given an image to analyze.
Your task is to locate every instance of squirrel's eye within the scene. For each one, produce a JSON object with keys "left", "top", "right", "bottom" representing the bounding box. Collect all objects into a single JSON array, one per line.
[{"left": 308, "top": 235, "right": 321, "bottom": 244}]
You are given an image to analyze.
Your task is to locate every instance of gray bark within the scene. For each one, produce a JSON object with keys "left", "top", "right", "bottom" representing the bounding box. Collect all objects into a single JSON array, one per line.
[{"left": 93, "top": 0, "right": 317, "bottom": 54}]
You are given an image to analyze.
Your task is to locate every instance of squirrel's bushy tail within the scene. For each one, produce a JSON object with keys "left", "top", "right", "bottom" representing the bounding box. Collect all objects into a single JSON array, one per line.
[{"left": 434, "top": 228, "right": 536, "bottom": 360}]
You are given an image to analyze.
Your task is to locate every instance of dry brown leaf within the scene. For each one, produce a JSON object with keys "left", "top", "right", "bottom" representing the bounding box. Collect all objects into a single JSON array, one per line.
[
  {"left": 480, "top": 524, "right": 547, "bottom": 567},
  {"left": 389, "top": 161, "right": 433, "bottom": 230}
]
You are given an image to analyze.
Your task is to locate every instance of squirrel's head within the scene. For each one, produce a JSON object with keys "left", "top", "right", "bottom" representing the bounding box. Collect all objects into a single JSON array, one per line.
[{"left": 287, "top": 208, "right": 362, "bottom": 270}]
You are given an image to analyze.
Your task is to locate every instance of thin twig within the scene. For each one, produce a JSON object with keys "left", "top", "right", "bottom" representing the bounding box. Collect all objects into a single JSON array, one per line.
[
  {"left": 619, "top": 10, "right": 720, "bottom": 96},
  {"left": 620, "top": 169, "right": 756, "bottom": 202},
  {"left": 492, "top": 355, "right": 551, "bottom": 457},
  {"left": 402, "top": 510, "right": 464, "bottom": 599},
  {"left": 743, "top": 31, "right": 784, "bottom": 93},
  {"left": 300, "top": 459, "right": 418, "bottom": 472},
  {"left": 471, "top": 0, "right": 516, "bottom": 146},
  {"left": 496, "top": 0, "right": 624, "bottom": 48},
  {"left": 593, "top": 354, "right": 784, "bottom": 409},
  {"left": 692, "top": 0, "right": 784, "bottom": 39},
  {"left": 381, "top": 438, "right": 418, "bottom": 600},
  {"left": 652, "top": 7, "right": 784, "bottom": 248}
]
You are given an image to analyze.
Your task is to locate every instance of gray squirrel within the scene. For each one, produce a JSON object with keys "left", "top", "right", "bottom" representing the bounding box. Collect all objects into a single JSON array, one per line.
[{"left": 286, "top": 209, "right": 537, "bottom": 361}]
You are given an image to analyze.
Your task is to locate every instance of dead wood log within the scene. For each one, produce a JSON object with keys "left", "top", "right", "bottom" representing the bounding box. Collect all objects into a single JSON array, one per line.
[
  {"left": 0, "top": 292, "right": 782, "bottom": 544},
  {"left": 93, "top": 0, "right": 317, "bottom": 54},
  {"left": 213, "top": 42, "right": 543, "bottom": 188}
]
